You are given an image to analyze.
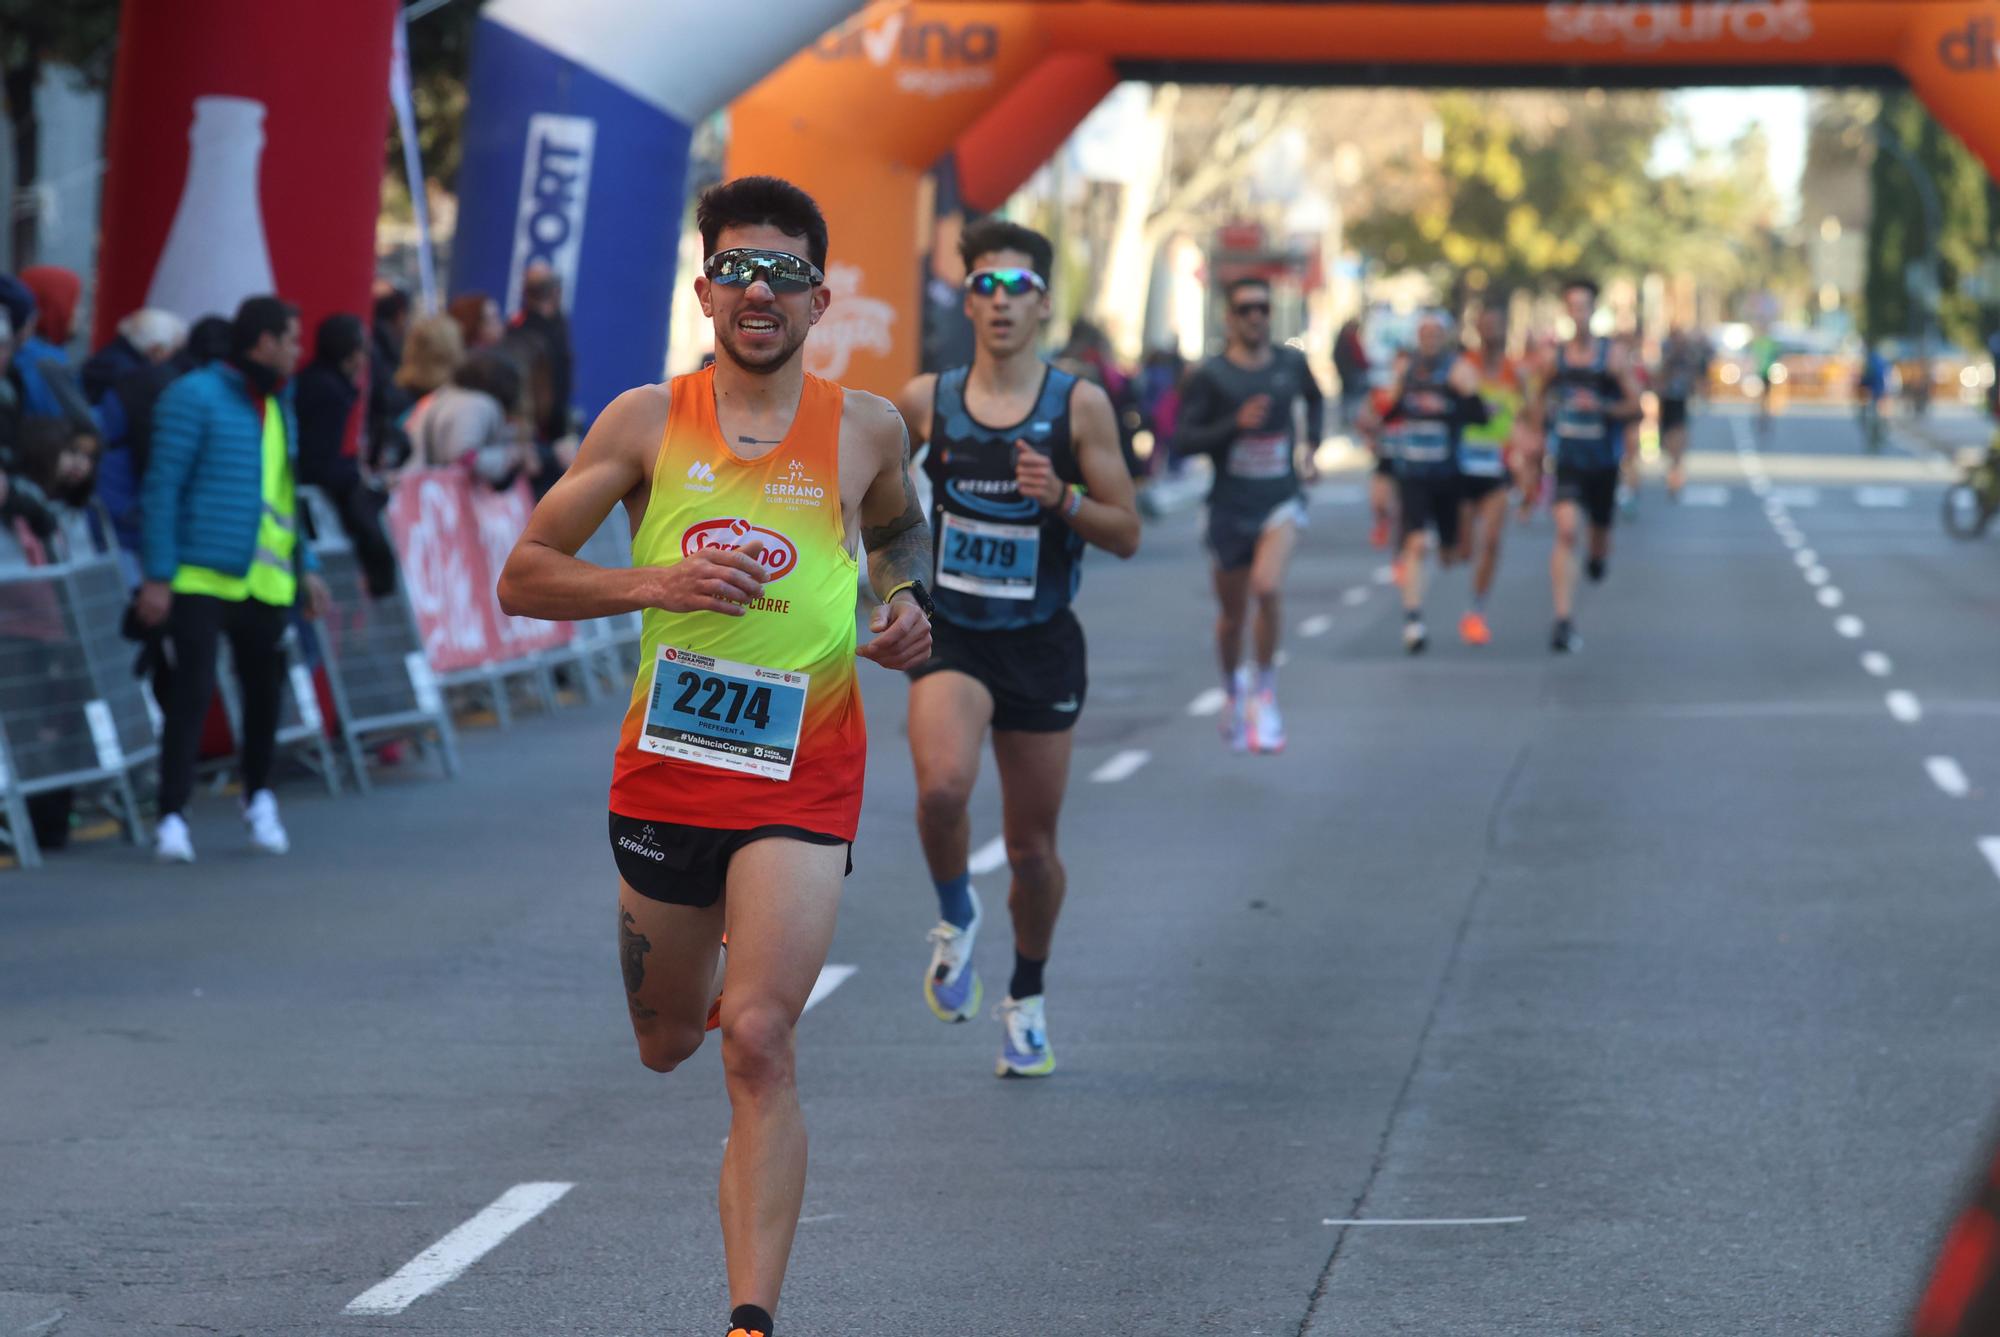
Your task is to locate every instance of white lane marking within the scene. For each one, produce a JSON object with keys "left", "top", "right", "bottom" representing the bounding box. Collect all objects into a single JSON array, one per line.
[
  {"left": 1857, "top": 486, "right": 1910, "bottom": 508},
  {"left": 1860, "top": 651, "right": 1893, "bottom": 677},
  {"left": 798, "top": 1213, "right": 845, "bottom": 1225},
  {"left": 1187, "top": 687, "right": 1228, "bottom": 717},
  {"left": 1749, "top": 476, "right": 1772, "bottom": 496},
  {"left": 1301, "top": 614, "right": 1335, "bottom": 638},
  {"left": 1372, "top": 565, "right": 1395, "bottom": 585},
  {"left": 1321, "top": 1217, "right": 1527, "bottom": 1227},
  {"left": 1981, "top": 838, "right": 2000, "bottom": 882},
  {"left": 1926, "top": 757, "right": 1970, "bottom": 798},
  {"left": 1887, "top": 690, "right": 1923, "bottom": 723},
  {"left": 1794, "top": 549, "right": 1817, "bottom": 569},
  {"left": 1773, "top": 486, "right": 1820, "bottom": 507},
  {"left": 1343, "top": 587, "right": 1371, "bottom": 607},
  {"left": 803, "top": 964, "right": 857, "bottom": 1013},
  {"left": 1805, "top": 567, "right": 1829, "bottom": 586},
  {"left": 1275, "top": 650, "right": 1291, "bottom": 668},
  {"left": 1835, "top": 615, "right": 1865, "bottom": 639},
  {"left": 1780, "top": 532, "right": 1805, "bottom": 549},
  {"left": 1682, "top": 485, "right": 1730, "bottom": 507},
  {"left": 969, "top": 836, "right": 1009, "bottom": 875},
  {"left": 344, "top": 1182, "right": 574, "bottom": 1316},
  {"left": 1816, "top": 587, "right": 1844, "bottom": 608},
  {"left": 1090, "top": 749, "right": 1152, "bottom": 784}
]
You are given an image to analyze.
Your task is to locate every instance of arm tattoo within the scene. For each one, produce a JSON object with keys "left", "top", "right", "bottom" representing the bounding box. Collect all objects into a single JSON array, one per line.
[
  {"left": 618, "top": 909, "right": 657, "bottom": 1020},
  {"left": 862, "top": 421, "right": 932, "bottom": 598}
]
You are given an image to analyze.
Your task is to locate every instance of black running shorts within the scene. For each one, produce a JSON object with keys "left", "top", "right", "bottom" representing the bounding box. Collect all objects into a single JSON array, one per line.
[
  {"left": 910, "top": 608, "right": 1087, "bottom": 733},
  {"left": 1659, "top": 397, "right": 1689, "bottom": 434},
  {"left": 1555, "top": 464, "right": 1620, "bottom": 530},
  {"left": 609, "top": 814, "right": 850, "bottom": 908},
  {"left": 1397, "top": 475, "right": 1461, "bottom": 549},
  {"left": 1457, "top": 473, "right": 1508, "bottom": 505}
]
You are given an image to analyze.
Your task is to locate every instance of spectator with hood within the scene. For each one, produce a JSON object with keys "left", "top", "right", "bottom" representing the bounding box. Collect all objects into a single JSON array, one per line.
[
  {"left": 15, "top": 266, "right": 94, "bottom": 429},
  {"left": 296, "top": 312, "right": 398, "bottom": 594}
]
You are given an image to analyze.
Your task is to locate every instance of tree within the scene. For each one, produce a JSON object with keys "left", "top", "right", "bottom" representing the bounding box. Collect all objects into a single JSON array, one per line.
[
  {"left": 1864, "top": 91, "right": 1994, "bottom": 350},
  {"left": 390, "top": 0, "right": 489, "bottom": 207},
  {"left": 0, "top": 0, "right": 121, "bottom": 263}
]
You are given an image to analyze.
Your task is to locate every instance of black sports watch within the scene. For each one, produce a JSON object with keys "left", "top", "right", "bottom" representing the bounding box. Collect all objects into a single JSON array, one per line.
[{"left": 886, "top": 579, "right": 935, "bottom": 618}]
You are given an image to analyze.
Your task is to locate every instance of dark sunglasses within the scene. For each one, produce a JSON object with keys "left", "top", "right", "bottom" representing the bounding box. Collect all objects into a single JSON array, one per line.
[
  {"left": 704, "top": 247, "right": 825, "bottom": 294},
  {"left": 967, "top": 267, "right": 1048, "bottom": 298},
  {"left": 1233, "top": 302, "right": 1271, "bottom": 317}
]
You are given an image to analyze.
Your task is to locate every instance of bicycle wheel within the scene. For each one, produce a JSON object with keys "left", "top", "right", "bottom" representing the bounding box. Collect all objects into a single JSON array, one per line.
[{"left": 1942, "top": 483, "right": 1994, "bottom": 539}]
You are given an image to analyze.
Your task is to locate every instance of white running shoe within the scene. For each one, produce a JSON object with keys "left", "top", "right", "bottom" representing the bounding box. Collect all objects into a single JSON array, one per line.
[
  {"left": 155, "top": 813, "right": 195, "bottom": 864},
  {"left": 995, "top": 994, "right": 1054, "bottom": 1077},
  {"left": 243, "top": 790, "right": 289, "bottom": 855},
  {"left": 1248, "top": 690, "right": 1286, "bottom": 755},
  {"left": 923, "top": 886, "right": 983, "bottom": 1022},
  {"left": 1403, "top": 619, "right": 1429, "bottom": 655},
  {"left": 1221, "top": 668, "right": 1252, "bottom": 752}
]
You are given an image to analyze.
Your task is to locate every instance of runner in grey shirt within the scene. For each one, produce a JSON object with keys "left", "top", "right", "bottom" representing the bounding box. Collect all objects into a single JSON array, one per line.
[{"left": 1171, "top": 276, "right": 1326, "bottom": 755}]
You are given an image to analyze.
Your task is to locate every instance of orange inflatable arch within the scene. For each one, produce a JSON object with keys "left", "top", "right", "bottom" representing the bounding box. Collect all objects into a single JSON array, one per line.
[{"left": 728, "top": 1, "right": 2000, "bottom": 396}]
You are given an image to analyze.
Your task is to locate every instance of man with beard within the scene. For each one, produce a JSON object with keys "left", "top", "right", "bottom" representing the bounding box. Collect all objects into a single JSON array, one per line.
[
  {"left": 893, "top": 220, "right": 1139, "bottom": 1077},
  {"left": 1173, "top": 277, "right": 1326, "bottom": 752},
  {"left": 496, "top": 177, "right": 932, "bottom": 1337}
]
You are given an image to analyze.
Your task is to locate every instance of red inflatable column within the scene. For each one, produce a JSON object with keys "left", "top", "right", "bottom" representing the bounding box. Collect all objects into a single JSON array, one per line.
[{"left": 94, "top": 0, "right": 399, "bottom": 348}]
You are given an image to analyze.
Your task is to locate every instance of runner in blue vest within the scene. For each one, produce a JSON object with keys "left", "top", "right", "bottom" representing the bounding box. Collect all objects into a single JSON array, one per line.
[{"left": 1538, "top": 277, "right": 1644, "bottom": 653}]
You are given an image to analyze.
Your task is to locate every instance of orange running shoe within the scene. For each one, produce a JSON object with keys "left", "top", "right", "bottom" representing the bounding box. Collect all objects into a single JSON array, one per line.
[
  {"left": 1369, "top": 516, "right": 1391, "bottom": 549},
  {"left": 1460, "top": 611, "right": 1492, "bottom": 646}
]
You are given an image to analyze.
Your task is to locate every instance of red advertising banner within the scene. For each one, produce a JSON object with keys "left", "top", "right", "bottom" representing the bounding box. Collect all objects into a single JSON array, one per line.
[{"left": 383, "top": 469, "right": 572, "bottom": 675}]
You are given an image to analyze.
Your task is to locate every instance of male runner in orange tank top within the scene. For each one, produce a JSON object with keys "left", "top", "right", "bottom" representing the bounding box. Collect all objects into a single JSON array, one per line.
[{"left": 497, "top": 177, "right": 932, "bottom": 1337}]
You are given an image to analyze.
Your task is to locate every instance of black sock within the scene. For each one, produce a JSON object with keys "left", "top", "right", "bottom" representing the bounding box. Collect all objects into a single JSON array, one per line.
[
  {"left": 1010, "top": 951, "right": 1045, "bottom": 1000},
  {"left": 729, "top": 1303, "right": 774, "bottom": 1335},
  {"left": 1586, "top": 557, "right": 1606, "bottom": 582}
]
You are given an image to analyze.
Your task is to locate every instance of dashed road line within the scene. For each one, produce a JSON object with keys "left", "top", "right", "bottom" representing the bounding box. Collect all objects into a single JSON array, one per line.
[
  {"left": 1187, "top": 687, "right": 1228, "bottom": 718},
  {"left": 1343, "top": 587, "right": 1371, "bottom": 606},
  {"left": 1857, "top": 486, "right": 1911, "bottom": 508},
  {"left": 1834, "top": 616, "right": 1865, "bottom": 639},
  {"left": 1926, "top": 757, "right": 1970, "bottom": 798},
  {"left": 1816, "top": 587, "right": 1844, "bottom": 608},
  {"left": 1301, "top": 614, "right": 1334, "bottom": 638},
  {"left": 1682, "top": 485, "right": 1730, "bottom": 507},
  {"left": 969, "top": 836, "right": 1009, "bottom": 875},
  {"left": 1887, "top": 690, "right": 1923, "bottom": 724},
  {"left": 1805, "top": 567, "right": 1829, "bottom": 586},
  {"left": 804, "top": 964, "right": 858, "bottom": 1013},
  {"left": 1794, "top": 549, "right": 1817, "bottom": 569},
  {"left": 1090, "top": 749, "right": 1152, "bottom": 784},
  {"left": 1773, "top": 486, "right": 1821, "bottom": 507},
  {"left": 1372, "top": 565, "right": 1395, "bottom": 585},
  {"left": 1981, "top": 838, "right": 2000, "bottom": 883},
  {"left": 345, "top": 1182, "right": 574, "bottom": 1316},
  {"left": 1861, "top": 652, "right": 1893, "bottom": 677},
  {"left": 1321, "top": 1217, "right": 1527, "bottom": 1227}
]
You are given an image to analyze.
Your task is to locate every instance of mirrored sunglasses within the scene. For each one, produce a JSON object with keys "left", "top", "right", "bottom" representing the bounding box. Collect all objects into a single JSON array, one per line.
[
  {"left": 967, "top": 268, "right": 1047, "bottom": 298},
  {"left": 704, "top": 247, "right": 825, "bottom": 294}
]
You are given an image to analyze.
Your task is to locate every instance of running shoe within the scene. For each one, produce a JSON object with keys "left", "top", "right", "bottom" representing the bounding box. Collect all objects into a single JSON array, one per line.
[
  {"left": 1248, "top": 690, "right": 1286, "bottom": 755},
  {"left": 1369, "top": 516, "right": 1391, "bottom": 549},
  {"left": 1551, "top": 619, "right": 1579, "bottom": 654},
  {"left": 1403, "top": 619, "right": 1428, "bottom": 655},
  {"left": 996, "top": 995, "right": 1054, "bottom": 1078},
  {"left": 924, "top": 887, "right": 983, "bottom": 1022},
  {"left": 1586, "top": 557, "right": 1608, "bottom": 584},
  {"left": 1459, "top": 611, "right": 1492, "bottom": 646},
  {"left": 727, "top": 1328, "right": 767, "bottom": 1337},
  {"left": 243, "top": 790, "right": 288, "bottom": 855},
  {"left": 155, "top": 813, "right": 195, "bottom": 864},
  {"left": 1221, "top": 667, "right": 1251, "bottom": 752}
]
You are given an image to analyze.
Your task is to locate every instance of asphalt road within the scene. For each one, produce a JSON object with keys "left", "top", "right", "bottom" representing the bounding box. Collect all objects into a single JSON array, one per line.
[{"left": 4, "top": 405, "right": 1999, "bottom": 1337}]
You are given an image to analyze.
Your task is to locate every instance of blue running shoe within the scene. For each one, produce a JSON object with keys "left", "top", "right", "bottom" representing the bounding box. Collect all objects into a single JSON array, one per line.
[
  {"left": 923, "top": 886, "right": 982, "bottom": 1022},
  {"left": 995, "top": 995, "right": 1054, "bottom": 1078}
]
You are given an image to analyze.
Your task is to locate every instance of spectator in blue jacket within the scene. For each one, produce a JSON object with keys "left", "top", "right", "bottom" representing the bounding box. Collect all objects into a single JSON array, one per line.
[{"left": 137, "top": 295, "right": 328, "bottom": 865}]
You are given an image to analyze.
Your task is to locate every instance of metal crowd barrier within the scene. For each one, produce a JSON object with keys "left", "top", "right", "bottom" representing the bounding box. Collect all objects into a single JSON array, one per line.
[
  {"left": 298, "top": 488, "right": 461, "bottom": 790},
  {"left": 0, "top": 550, "right": 159, "bottom": 868}
]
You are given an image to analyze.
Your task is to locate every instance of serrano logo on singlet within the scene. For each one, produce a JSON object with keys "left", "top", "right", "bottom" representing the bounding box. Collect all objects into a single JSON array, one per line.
[
  {"left": 682, "top": 519, "right": 799, "bottom": 582},
  {"left": 1545, "top": 0, "right": 1812, "bottom": 49},
  {"left": 764, "top": 458, "right": 826, "bottom": 509}
]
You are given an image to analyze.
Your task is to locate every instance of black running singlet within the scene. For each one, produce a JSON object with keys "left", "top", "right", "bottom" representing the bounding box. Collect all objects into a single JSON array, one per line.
[
  {"left": 1384, "top": 353, "right": 1465, "bottom": 481},
  {"left": 924, "top": 365, "right": 1085, "bottom": 632},
  {"left": 1547, "top": 339, "right": 1623, "bottom": 471}
]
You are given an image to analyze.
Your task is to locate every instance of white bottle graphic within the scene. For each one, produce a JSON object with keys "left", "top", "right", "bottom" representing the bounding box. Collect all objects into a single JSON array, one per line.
[{"left": 145, "top": 96, "right": 278, "bottom": 323}]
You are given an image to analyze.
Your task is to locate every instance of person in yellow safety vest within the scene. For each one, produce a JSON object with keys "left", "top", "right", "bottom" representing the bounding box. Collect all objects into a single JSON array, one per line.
[{"left": 137, "top": 295, "right": 330, "bottom": 865}]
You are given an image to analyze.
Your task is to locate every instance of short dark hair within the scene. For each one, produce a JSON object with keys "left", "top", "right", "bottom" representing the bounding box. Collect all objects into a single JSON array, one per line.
[
  {"left": 1226, "top": 276, "right": 1271, "bottom": 303},
  {"left": 1563, "top": 276, "right": 1600, "bottom": 301},
  {"left": 232, "top": 296, "right": 299, "bottom": 356},
  {"left": 958, "top": 218, "right": 1053, "bottom": 284},
  {"left": 697, "top": 176, "right": 829, "bottom": 271},
  {"left": 373, "top": 287, "right": 411, "bottom": 327},
  {"left": 314, "top": 313, "right": 367, "bottom": 367},
  {"left": 453, "top": 349, "right": 524, "bottom": 414},
  {"left": 188, "top": 316, "right": 234, "bottom": 366}
]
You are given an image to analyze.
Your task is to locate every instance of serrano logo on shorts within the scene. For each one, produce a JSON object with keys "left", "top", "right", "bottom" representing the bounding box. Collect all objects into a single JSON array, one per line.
[{"left": 681, "top": 519, "right": 799, "bottom": 581}]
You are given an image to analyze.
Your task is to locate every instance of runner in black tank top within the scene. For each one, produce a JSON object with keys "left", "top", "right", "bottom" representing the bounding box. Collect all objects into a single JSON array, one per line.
[
  {"left": 1367, "top": 312, "right": 1488, "bottom": 655},
  {"left": 1538, "top": 277, "right": 1644, "bottom": 653},
  {"left": 893, "top": 219, "right": 1140, "bottom": 1077}
]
